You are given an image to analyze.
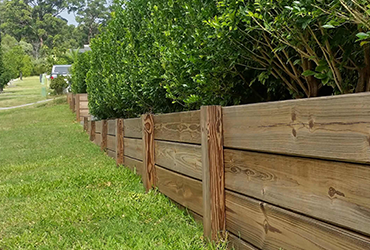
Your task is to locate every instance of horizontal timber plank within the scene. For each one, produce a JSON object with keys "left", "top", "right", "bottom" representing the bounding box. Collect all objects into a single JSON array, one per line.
[
  {"left": 78, "top": 94, "right": 88, "bottom": 101},
  {"left": 107, "top": 149, "right": 116, "bottom": 159},
  {"left": 223, "top": 93, "right": 370, "bottom": 164},
  {"left": 79, "top": 101, "right": 88, "bottom": 109},
  {"left": 226, "top": 191, "right": 370, "bottom": 250},
  {"left": 124, "top": 138, "right": 143, "bottom": 160},
  {"left": 94, "top": 133, "right": 102, "bottom": 147},
  {"left": 108, "top": 120, "right": 116, "bottom": 135},
  {"left": 155, "top": 165, "right": 203, "bottom": 215},
  {"left": 225, "top": 149, "right": 370, "bottom": 236},
  {"left": 80, "top": 110, "right": 89, "bottom": 117},
  {"left": 124, "top": 118, "right": 142, "bottom": 138},
  {"left": 228, "top": 234, "right": 258, "bottom": 250},
  {"left": 170, "top": 199, "right": 203, "bottom": 223},
  {"left": 107, "top": 135, "right": 116, "bottom": 151},
  {"left": 95, "top": 121, "right": 102, "bottom": 133},
  {"left": 155, "top": 140, "right": 202, "bottom": 180},
  {"left": 154, "top": 110, "right": 201, "bottom": 144},
  {"left": 124, "top": 156, "right": 144, "bottom": 177}
]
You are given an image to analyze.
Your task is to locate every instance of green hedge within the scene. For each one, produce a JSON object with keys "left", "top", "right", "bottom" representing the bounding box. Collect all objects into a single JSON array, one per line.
[
  {"left": 86, "top": 0, "right": 287, "bottom": 119},
  {"left": 71, "top": 52, "right": 90, "bottom": 94},
  {"left": 84, "top": 0, "right": 370, "bottom": 119}
]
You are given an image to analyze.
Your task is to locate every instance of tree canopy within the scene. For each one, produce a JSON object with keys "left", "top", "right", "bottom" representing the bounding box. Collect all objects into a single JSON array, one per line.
[{"left": 0, "top": 0, "right": 109, "bottom": 89}]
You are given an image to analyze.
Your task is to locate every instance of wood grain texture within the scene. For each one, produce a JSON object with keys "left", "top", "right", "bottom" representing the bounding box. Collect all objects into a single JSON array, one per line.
[
  {"left": 201, "top": 106, "right": 226, "bottom": 240},
  {"left": 124, "top": 138, "right": 143, "bottom": 160},
  {"left": 124, "top": 156, "right": 144, "bottom": 176},
  {"left": 94, "top": 133, "right": 102, "bottom": 147},
  {"left": 107, "top": 135, "right": 116, "bottom": 152},
  {"left": 154, "top": 110, "right": 201, "bottom": 144},
  {"left": 108, "top": 120, "right": 116, "bottom": 136},
  {"left": 228, "top": 234, "right": 258, "bottom": 250},
  {"left": 78, "top": 94, "right": 88, "bottom": 101},
  {"left": 225, "top": 149, "right": 370, "bottom": 236},
  {"left": 107, "top": 149, "right": 116, "bottom": 159},
  {"left": 72, "top": 94, "right": 75, "bottom": 113},
  {"left": 124, "top": 118, "right": 142, "bottom": 138},
  {"left": 142, "top": 114, "right": 155, "bottom": 191},
  {"left": 155, "top": 140, "right": 202, "bottom": 180},
  {"left": 116, "top": 119, "right": 124, "bottom": 166},
  {"left": 79, "top": 110, "right": 90, "bottom": 118},
  {"left": 83, "top": 117, "right": 88, "bottom": 132},
  {"left": 76, "top": 94, "right": 80, "bottom": 122},
  {"left": 223, "top": 93, "right": 370, "bottom": 164},
  {"left": 226, "top": 191, "right": 370, "bottom": 250},
  {"left": 101, "top": 120, "right": 108, "bottom": 151},
  {"left": 79, "top": 101, "right": 89, "bottom": 109},
  {"left": 95, "top": 121, "right": 102, "bottom": 133},
  {"left": 155, "top": 165, "right": 203, "bottom": 215},
  {"left": 170, "top": 198, "right": 203, "bottom": 223},
  {"left": 89, "top": 121, "right": 95, "bottom": 141}
]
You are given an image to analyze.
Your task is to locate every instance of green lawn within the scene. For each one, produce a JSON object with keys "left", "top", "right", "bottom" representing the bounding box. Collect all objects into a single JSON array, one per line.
[
  {"left": 0, "top": 76, "right": 48, "bottom": 108},
  {"left": 0, "top": 100, "right": 226, "bottom": 249}
]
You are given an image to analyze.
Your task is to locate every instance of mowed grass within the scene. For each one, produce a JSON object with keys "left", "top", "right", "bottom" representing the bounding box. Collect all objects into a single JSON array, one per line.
[
  {"left": 0, "top": 99, "right": 225, "bottom": 249},
  {"left": 0, "top": 77, "right": 48, "bottom": 108}
]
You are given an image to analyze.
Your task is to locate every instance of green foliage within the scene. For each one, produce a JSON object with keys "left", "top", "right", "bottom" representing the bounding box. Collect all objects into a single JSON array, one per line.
[
  {"left": 71, "top": 52, "right": 90, "bottom": 93},
  {"left": 50, "top": 75, "right": 68, "bottom": 95},
  {"left": 210, "top": 0, "right": 370, "bottom": 96},
  {"left": 87, "top": 0, "right": 287, "bottom": 119}
]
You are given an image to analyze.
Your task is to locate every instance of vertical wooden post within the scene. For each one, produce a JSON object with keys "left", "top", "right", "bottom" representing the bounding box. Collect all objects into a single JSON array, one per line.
[
  {"left": 76, "top": 94, "right": 80, "bottom": 122},
  {"left": 83, "top": 117, "right": 88, "bottom": 131},
  {"left": 142, "top": 113, "right": 155, "bottom": 192},
  {"left": 90, "top": 120, "right": 96, "bottom": 141},
  {"left": 71, "top": 94, "right": 76, "bottom": 113},
  {"left": 101, "top": 120, "right": 108, "bottom": 151},
  {"left": 116, "top": 118, "right": 124, "bottom": 166},
  {"left": 201, "top": 106, "right": 225, "bottom": 241}
]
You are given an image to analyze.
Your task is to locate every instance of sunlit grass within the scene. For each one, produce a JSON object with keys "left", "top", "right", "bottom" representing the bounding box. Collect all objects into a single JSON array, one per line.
[
  {"left": 0, "top": 100, "right": 227, "bottom": 249},
  {"left": 0, "top": 76, "right": 48, "bottom": 108}
]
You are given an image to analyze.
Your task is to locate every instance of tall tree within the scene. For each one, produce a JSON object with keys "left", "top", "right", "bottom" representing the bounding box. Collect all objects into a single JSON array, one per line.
[{"left": 76, "top": 0, "right": 109, "bottom": 43}]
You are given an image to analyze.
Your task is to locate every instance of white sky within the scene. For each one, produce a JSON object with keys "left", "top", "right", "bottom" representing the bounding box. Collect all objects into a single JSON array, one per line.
[{"left": 60, "top": 9, "right": 78, "bottom": 26}]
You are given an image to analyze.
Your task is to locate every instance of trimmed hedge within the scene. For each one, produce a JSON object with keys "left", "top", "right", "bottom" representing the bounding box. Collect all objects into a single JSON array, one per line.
[
  {"left": 86, "top": 0, "right": 286, "bottom": 119},
  {"left": 71, "top": 52, "right": 90, "bottom": 94},
  {"left": 84, "top": 0, "right": 370, "bottom": 119}
]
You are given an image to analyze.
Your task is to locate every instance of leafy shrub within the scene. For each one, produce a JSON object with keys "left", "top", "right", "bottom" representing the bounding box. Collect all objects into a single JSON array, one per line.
[
  {"left": 71, "top": 52, "right": 90, "bottom": 94},
  {"left": 50, "top": 75, "right": 68, "bottom": 95},
  {"left": 86, "top": 0, "right": 287, "bottom": 119},
  {"left": 211, "top": 0, "right": 370, "bottom": 97}
]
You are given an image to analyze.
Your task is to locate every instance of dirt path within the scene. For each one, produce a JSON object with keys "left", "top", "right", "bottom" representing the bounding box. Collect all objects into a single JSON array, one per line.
[{"left": 0, "top": 99, "right": 53, "bottom": 111}]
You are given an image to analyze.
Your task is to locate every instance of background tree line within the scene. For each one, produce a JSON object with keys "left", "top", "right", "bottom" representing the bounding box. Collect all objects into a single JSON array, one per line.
[
  {"left": 0, "top": 0, "right": 110, "bottom": 91},
  {"left": 72, "top": 0, "right": 369, "bottom": 119}
]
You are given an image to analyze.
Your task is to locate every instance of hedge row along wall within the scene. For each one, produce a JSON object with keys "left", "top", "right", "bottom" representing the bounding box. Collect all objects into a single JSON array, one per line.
[
  {"left": 67, "top": 93, "right": 89, "bottom": 122},
  {"left": 80, "top": 93, "right": 370, "bottom": 250}
]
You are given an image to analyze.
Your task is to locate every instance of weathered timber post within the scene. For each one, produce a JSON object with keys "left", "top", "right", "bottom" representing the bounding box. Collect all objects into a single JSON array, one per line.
[
  {"left": 101, "top": 120, "right": 108, "bottom": 151},
  {"left": 142, "top": 113, "right": 155, "bottom": 192},
  {"left": 76, "top": 94, "right": 81, "bottom": 122},
  {"left": 83, "top": 117, "right": 88, "bottom": 131},
  {"left": 90, "top": 120, "right": 96, "bottom": 141},
  {"left": 116, "top": 118, "right": 124, "bottom": 166},
  {"left": 201, "top": 106, "right": 226, "bottom": 241},
  {"left": 71, "top": 94, "right": 76, "bottom": 113}
]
